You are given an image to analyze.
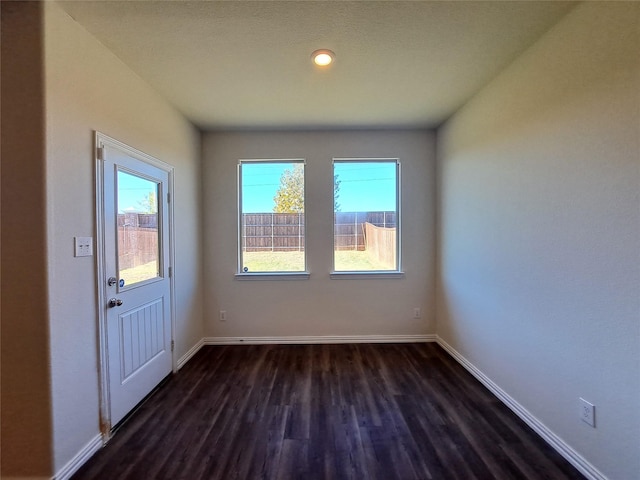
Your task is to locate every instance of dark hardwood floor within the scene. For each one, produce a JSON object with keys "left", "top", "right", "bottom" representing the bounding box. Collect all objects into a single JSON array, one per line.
[{"left": 72, "top": 343, "right": 585, "bottom": 480}]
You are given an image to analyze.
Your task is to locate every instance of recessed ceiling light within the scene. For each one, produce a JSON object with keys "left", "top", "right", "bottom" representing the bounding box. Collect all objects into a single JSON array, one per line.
[{"left": 312, "top": 49, "right": 335, "bottom": 67}]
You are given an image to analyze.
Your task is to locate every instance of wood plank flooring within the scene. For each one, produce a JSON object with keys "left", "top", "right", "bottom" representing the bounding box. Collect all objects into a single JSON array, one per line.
[{"left": 72, "top": 343, "right": 585, "bottom": 480}]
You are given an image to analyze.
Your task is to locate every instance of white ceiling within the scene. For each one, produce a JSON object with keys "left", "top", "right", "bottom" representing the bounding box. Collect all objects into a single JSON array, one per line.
[{"left": 58, "top": 1, "right": 577, "bottom": 131}]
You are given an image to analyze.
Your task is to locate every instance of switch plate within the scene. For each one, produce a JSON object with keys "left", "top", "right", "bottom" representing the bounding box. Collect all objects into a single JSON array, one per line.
[
  {"left": 74, "top": 237, "right": 93, "bottom": 257},
  {"left": 219, "top": 310, "right": 227, "bottom": 322},
  {"left": 413, "top": 308, "right": 421, "bottom": 319},
  {"left": 579, "top": 398, "right": 595, "bottom": 427}
]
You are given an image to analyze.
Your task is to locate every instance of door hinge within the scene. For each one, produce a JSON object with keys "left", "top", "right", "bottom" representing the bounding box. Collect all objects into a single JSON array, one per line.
[
  {"left": 168, "top": 266, "right": 172, "bottom": 278},
  {"left": 171, "top": 340, "right": 175, "bottom": 352},
  {"left": 167, "top": 192, "right": 170, "bottom": 203},
  {"left": 96, "top": 146, "right": 104, "bottom": 160}
]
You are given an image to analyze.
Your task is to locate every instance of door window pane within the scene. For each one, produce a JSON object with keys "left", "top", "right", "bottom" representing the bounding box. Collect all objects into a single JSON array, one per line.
[
  {"left": 117, "top": 170, "right": 160, "bottom": 287},
  {"left": 239, "top": 161, "right": 306, "bottom": 273},
  {"left": 333, "top": 160, "right": 399, "bottom": 272}
]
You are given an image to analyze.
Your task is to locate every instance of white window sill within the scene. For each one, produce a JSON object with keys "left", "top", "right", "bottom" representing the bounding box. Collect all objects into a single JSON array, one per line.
[
  {"left": 235, "top": 272, "right": 310, "bottom": 281},
  {"left": 330, "top": 271, "right": 405, "bottom": 280}
]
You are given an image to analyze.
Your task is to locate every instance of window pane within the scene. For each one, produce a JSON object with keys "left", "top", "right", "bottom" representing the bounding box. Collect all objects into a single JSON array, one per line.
[
  {"left": 117, "top": 170, "right": 160, "bottom": 287},
  {"left": 240, "top": 161, "right": 305, "bottom": 272},
  {"left": 334, "top": 161, "right": 398, "bottom": 271}
]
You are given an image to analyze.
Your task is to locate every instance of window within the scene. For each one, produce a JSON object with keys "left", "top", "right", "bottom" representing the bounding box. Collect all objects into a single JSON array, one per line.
[
  {"left": 333, "top": 159, "right": 400, "bottom": 273},
  {"left": 117, "top": 170, "right": 161, "bottom": 287},
  {"left": 238, "top": 160, "right": 306, "bottom": 274}
]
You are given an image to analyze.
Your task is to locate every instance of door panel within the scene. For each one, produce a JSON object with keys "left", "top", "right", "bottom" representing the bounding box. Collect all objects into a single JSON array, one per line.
[
  {"left": 119, "top": 298, "right": 165, "bottom": 381},
  {"left": 102, "top": 143, "right": 172, "bottom": 427}
]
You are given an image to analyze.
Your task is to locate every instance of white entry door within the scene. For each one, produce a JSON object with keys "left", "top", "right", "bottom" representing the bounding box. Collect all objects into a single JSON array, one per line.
[{"left": 99, "top": 137, "right": 173, "bottom": 428}]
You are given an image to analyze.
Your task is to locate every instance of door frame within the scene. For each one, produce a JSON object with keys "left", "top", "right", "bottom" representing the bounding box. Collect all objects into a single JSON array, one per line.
[{"left": 94, "top": 131, "right": 176, "bottom": 438}]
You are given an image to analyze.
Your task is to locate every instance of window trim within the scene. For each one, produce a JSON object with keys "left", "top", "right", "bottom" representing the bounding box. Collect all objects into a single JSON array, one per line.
[
  {"left": 329, "top": 271, "right": 405, "bottom": 280},
  {"left": 235, "top": 272, "right": 310, "bottom": 281},
  {"left": 331, "top": 158, "right": 403, "bottom": 276},
  {"left": 237, "top": 159, "right": 308, "bottom": 276}
]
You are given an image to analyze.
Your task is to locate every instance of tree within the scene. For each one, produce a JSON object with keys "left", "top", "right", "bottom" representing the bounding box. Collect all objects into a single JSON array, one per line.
[
  {"left": 137, "top": 191, "right": 157, "bottom": 213},
  {"left": 272, "top": 165, "right": 342, "bottom": 213},
  {"left": 334, "top": 174, "right": 341, "bottom": 212},
  {"left": 273, "top": 164, "right": 304, "bottom": 213}
]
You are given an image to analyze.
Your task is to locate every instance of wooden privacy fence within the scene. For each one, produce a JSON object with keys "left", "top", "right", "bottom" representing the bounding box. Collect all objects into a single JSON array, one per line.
[
  {"left": 364, "top": 222, "right": 397, "bottom": 269},
  {"left": 334, "top": 211, "right": 396, "bottom": 251},
  {"left": 242, "top": 213, "right": 305, "bottom": 252},
  {"left": 241, "top": 211, "right": 396, "bottom": 251},
  {"left": 118, "top": 213, "right": 158, "bottom": 270}
]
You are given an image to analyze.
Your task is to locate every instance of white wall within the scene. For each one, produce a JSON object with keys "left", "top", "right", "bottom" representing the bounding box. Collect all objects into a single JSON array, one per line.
[
  {"left": 437, "top": 3, "right": 639, "bottom": 479},
  {"left": 44, "top": 2, "right": 203, "bottom": 474},
  {"left": 203, "top": 130, "right": 435, "bottom": 339}
]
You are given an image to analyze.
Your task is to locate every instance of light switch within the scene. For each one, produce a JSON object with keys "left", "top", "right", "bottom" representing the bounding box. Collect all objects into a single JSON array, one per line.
[{"left": 74, "top": 236, "right": 93, "bottom": 257}]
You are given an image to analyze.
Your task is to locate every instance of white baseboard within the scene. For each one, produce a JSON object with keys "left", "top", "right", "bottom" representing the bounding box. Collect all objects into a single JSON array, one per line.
[
  {"left": 203, "top": 334, "right": 436, "bottom": 345},
  {"left": 177, "top": 337, "right": 205, "bottom": 370},
  {"left": 54, "top": 434, "right": 103, "bottom": 480},
  {"left": 436, "top": 336, "right": 607, "bottom": 480}
]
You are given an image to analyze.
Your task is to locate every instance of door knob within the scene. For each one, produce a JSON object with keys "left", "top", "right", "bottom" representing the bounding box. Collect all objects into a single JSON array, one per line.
[{"left": 108, "top": 298, "right": 123, "bottom": 308}]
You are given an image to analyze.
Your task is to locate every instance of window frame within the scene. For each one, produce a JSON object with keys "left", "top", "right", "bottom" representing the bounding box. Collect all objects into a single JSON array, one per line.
[
  {"left": 236, "top": 158, "right": 309, "bottom": 280},
  {"left": 331, "top": 158, "right": 403, "bottom": 278}
]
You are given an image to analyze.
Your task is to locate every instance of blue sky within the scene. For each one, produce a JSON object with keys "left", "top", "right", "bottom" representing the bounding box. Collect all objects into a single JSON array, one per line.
[
  {"left": 117, "top": 170, "right": 157, "bottom": 213},
  {"left": 117, "top": 161, "right": 398, "bottom": 214},
  {"left": 242, "top": 161, "right": 397, "bottom": 213}
]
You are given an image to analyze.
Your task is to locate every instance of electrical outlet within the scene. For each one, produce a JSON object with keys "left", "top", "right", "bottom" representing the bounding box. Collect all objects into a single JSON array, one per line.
[
  {"left": 413, "top": 308, "right": 421, "bottom": 319},
  {"left": 579, "top": 398, "right": 595, "bottom": 427},
  {"left": 74, "top": 236, "right": 93, "bottom": 257},
  {"left": 219, "top": 310, "right": 227, "bottom": 322}
]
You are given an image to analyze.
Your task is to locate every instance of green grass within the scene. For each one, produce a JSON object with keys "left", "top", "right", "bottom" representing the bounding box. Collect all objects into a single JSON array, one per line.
[
  {"left": 122, "top": 251, "right": 392, "bottom": 279},
  {"left": 120, "top": 260, "right": 158, "bottom": 285},
  {"left": 242, "top": 250, "right": 390, "bottom": 272},
  {"left": 242, "top": 251, "right": 305, "bottom": 272},
  {"left": 334, "top": 250, "right": 390, "bottom": 271}
]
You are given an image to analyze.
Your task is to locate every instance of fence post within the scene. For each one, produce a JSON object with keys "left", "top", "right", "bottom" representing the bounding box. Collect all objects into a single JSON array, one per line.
[
  {"left": 271, "top": 213, "right": 274, "bottom": 252},
  {"left": 354, "top": 214, "right": 357, "bottom": 251}
]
